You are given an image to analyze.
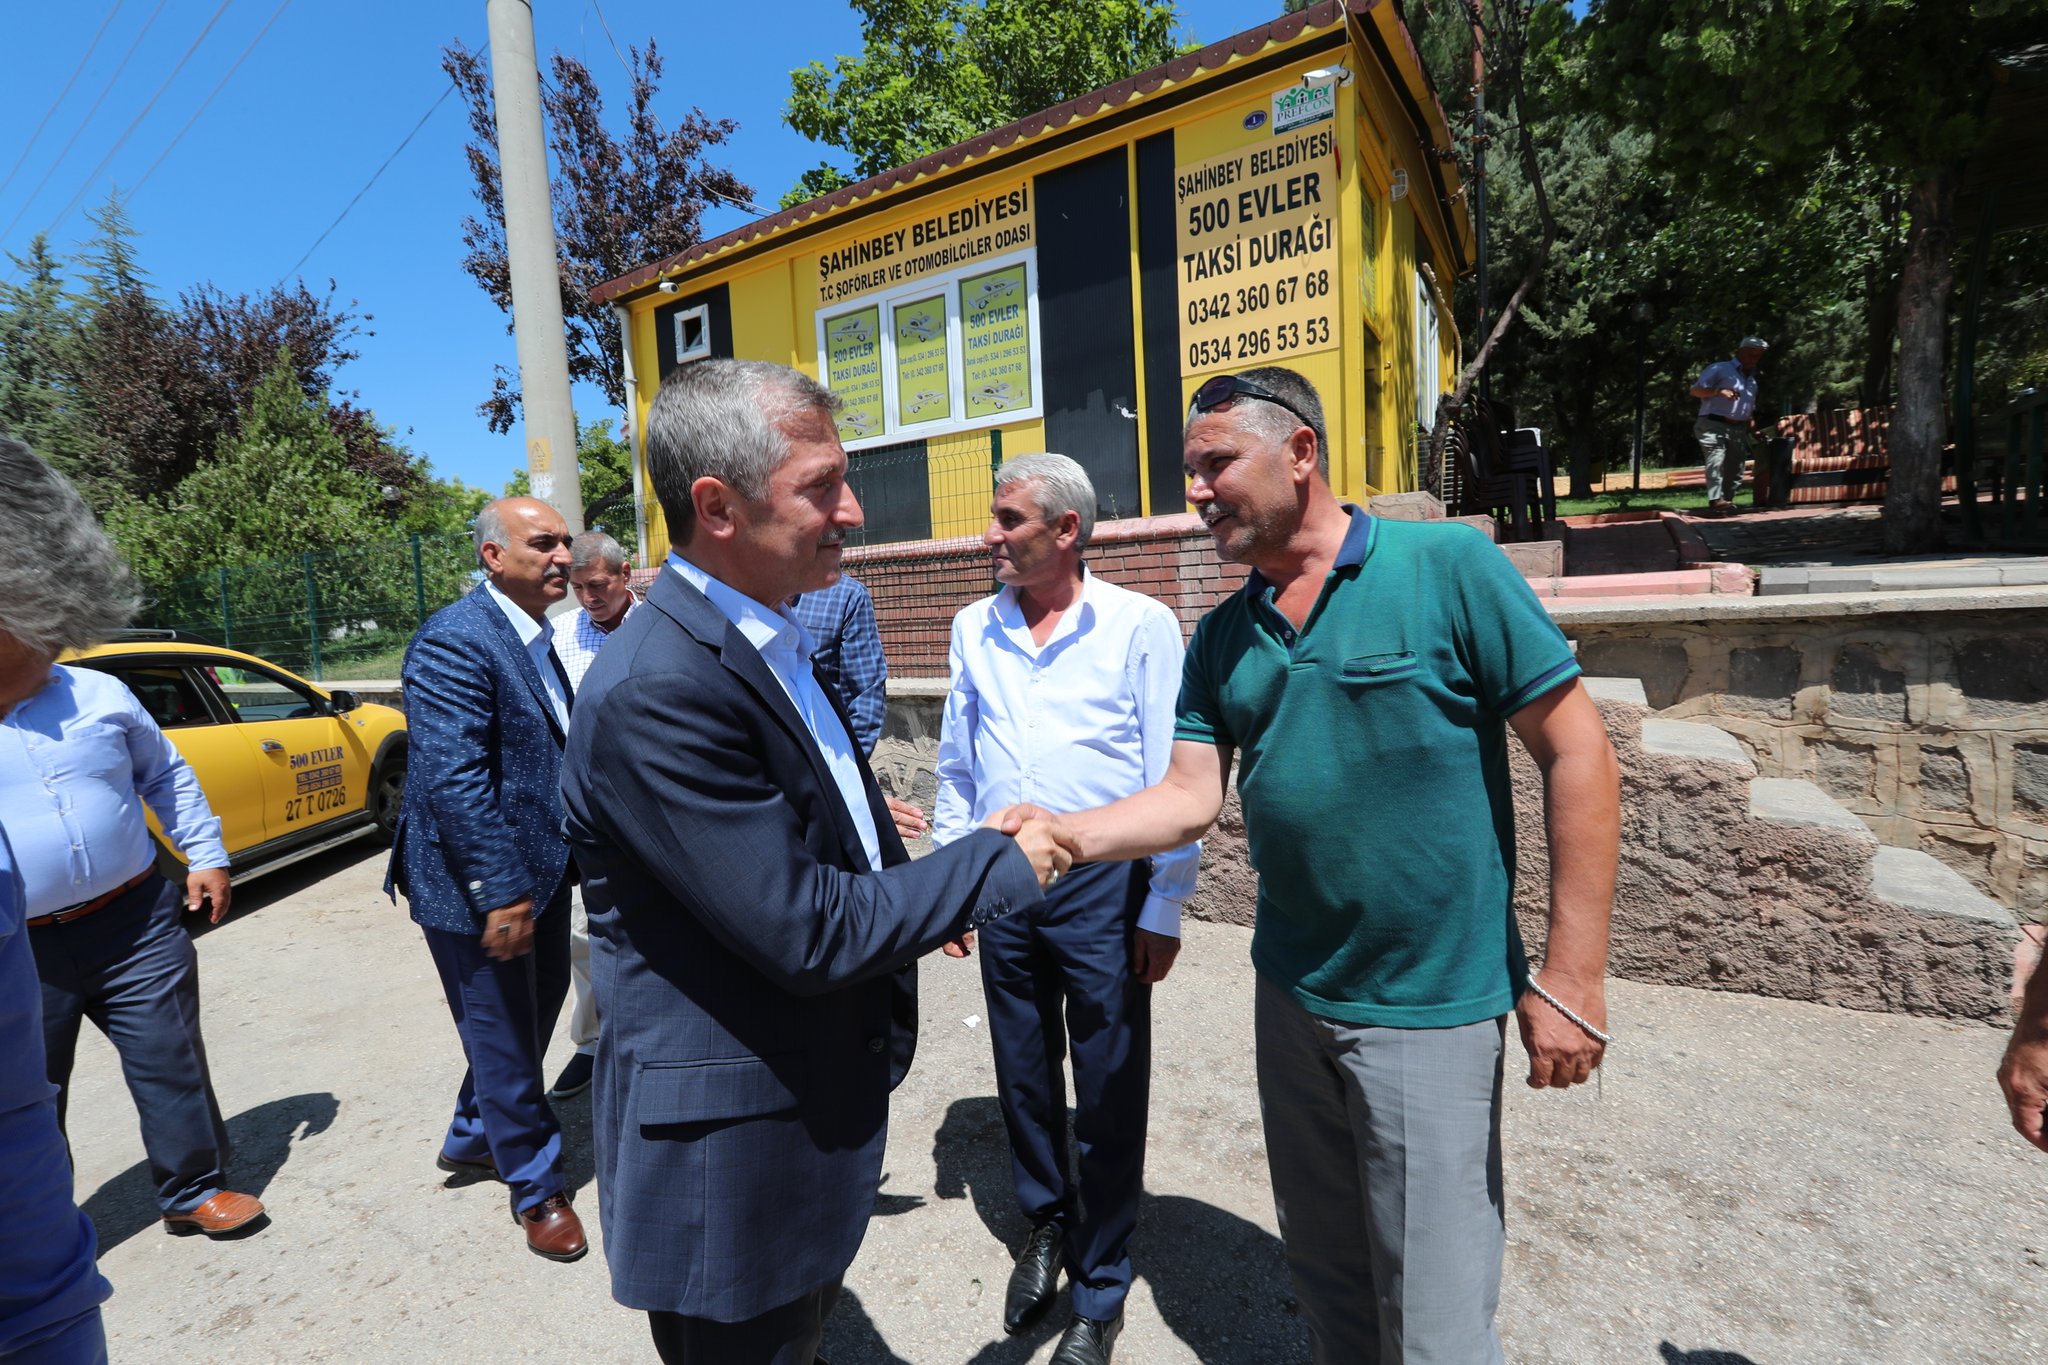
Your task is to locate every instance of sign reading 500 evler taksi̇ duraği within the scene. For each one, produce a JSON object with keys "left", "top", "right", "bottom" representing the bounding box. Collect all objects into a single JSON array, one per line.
[
  {"left": 960, "top": 265, "right": 1032, "bottom": 418},
  {"left": 822, "top": 305, "right": 885, "bottom": 442},
  {"left": 816, "top": 183, "right": 1034, "bottom": 307},
  {"left": 1175, "top": 124, "right": 1339, "bottom": 376}
]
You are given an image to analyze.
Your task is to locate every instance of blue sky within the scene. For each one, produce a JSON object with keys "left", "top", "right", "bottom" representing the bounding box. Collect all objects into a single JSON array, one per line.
[{"left": 2, "top": 0, "right": 1269, "bottom": 496}]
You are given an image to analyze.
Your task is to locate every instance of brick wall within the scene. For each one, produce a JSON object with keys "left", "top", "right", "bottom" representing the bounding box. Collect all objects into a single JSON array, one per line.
[{"left": 844, "top": 513, "right": 1247, "bottom": 677}]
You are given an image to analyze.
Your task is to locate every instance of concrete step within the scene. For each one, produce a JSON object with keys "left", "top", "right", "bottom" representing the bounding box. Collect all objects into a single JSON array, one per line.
[
  {"left": 1641, "top": 717, "right": 1755, "bottom": 772},
  {"left": 1368, "top": 491, "right": 1446, "bottom": 521},
  {"left": 1450, "top": 513, "right": 1497, "bottom": 542},
  {"left": 1501, "top": 539, "right": 1565, "bottom": 579},
  {"left": 1747, "top": 777, "right": 1879, "bottom": 840},
  {"left": 1582, "top": 677, "right": 1648, "bottom": 706},
  {"left": 1869, "top": 846, "right": 2017, "bottom": 926}
]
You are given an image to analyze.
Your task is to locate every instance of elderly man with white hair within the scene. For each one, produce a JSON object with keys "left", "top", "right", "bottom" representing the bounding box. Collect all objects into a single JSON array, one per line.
[{"left": 933, "top": 452, "right": 1198, "bottom": 1365}]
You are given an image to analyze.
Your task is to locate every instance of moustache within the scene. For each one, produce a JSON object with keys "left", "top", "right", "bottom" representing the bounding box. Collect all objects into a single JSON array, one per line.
[{"left": 542, "top": 565, "right": 570, "bottom": 582}]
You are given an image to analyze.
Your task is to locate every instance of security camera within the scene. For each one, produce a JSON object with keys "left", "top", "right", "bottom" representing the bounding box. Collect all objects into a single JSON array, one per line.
[
  {"left": 657, "top": 280, "right": 680, "bottom": 294},
  {"left": 1302, "top": 65, "right": 1354, "bottom": 89}
]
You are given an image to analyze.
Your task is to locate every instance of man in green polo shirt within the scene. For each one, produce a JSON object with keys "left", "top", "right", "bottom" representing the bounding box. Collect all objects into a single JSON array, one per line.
[{"left": 1023, "top": 366, "right": 1619, "bottom": 1363}]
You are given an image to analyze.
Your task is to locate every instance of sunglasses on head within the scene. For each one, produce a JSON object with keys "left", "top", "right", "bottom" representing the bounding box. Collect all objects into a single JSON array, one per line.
[{"left": 1189, "top": 374, "right": 1314, "bottom": 431}]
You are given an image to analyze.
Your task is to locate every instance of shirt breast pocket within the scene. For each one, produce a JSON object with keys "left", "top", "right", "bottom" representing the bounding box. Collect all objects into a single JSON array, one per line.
[{"left": 1339, "top": 651, "right": 1420, "bottom": 685}]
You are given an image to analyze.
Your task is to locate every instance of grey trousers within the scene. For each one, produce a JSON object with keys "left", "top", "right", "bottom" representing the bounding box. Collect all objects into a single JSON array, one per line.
[
  {"left": 1255, "top": 974, "right": 1506, "bottom": 1365},
  {"left": 1695, "top": 417, "right": 1750, "bottom": 503}
]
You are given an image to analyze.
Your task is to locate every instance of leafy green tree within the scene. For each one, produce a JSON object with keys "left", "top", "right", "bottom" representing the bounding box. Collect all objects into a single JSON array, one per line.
[
  {"left": 780, "top": 0, "right": 1181, "bottom": 206},
  {"left": 504, "top": 415, "right": 640, "bottom": 560},
  {"left": 0, "top": 235, "right": 102, "bottom": 489},
  {"left": 1583, "top": 0, "right": 2037, "bottom": 550},
  {"left": 443, "top": 40, "right": 751, "bottom": 432},
  {"left": 109, "top": 356, "right": 384, "bottom": 585}
]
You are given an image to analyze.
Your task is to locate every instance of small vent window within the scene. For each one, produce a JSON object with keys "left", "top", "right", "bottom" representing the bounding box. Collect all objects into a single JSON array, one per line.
[{"left": 672, "top": 305, "right": 711, "bottom": 365}]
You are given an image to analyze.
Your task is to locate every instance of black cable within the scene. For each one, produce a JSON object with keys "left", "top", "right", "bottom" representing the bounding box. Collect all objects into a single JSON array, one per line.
[
  {"left": 0, "top": 0, "right": 128, "bottom": 200},
  {"left": 131, "top": 0, "right": 295, "bottom": 199},
  {"left": 279, "top": 79, "right": 456, "bottom": 282}
]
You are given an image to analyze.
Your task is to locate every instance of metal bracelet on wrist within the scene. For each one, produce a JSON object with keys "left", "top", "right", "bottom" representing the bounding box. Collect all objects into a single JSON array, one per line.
[{"left": 1527, "top": 973, "right": 1613, "bottom": 1045}]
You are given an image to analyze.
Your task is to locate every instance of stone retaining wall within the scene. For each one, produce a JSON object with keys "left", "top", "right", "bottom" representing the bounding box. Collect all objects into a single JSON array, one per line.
[{"left": 1562, "top": 596, "right": 2048, "bottom": 916}]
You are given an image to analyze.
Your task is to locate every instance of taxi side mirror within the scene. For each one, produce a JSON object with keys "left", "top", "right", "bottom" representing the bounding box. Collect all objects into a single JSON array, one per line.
[{"left": 326, "top": 689, "right": 361, "bottom": 714}]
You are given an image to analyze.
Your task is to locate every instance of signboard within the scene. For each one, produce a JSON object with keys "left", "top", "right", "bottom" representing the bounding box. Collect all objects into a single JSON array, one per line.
[
  {"left": 893, "top": 295, "right": 952, "bottom": 425},
  {"left": 1271, "top": 82, "right": 1336, "bottom": 134},
  {"left": 817, "top": 181, "right": 1035, "bottom": 307},
  {"left": 821, "top": 304, "right": 884, "bottom": 442},
  {"left": 960, "top": 264, "right": 1033, "bottom": 418},
  {"left": 1174, "top": 124, "right": 1340, "bottom": 376}
]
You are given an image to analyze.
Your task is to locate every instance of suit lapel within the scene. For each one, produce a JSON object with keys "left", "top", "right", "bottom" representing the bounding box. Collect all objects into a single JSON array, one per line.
[
  {"left": 648, "top": 571, "right": 872, "bottom": 870},
  {"left": 469, "top": 585, "right": 566, "bottom": 744}
]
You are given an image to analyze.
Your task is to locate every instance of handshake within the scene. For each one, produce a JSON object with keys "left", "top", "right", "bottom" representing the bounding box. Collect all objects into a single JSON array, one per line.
[
  {"left": 984, "top": 803, "right": 1083, "bottom": 888},
  {"left": 879, "top": 797, "right": 1082, "bottom": 887}
]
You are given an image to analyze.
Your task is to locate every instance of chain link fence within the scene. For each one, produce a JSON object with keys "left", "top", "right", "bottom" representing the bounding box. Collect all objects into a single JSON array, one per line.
[{"left": 143, "top": 532, "right": 479, "bottom": 681}]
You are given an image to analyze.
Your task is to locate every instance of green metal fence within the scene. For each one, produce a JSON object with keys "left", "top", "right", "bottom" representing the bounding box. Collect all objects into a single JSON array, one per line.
[{"left": 143, "top": 532, "right": 479, "bottom": 681}]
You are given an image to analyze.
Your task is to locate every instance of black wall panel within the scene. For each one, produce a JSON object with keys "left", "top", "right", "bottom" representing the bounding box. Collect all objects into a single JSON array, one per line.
[
  {"left": 654, "top": 282, "right": 734, "bottom": 379},
  {"left": 1033, "top": 149, "right": 1143, "bottom": 520},
  {"left": 1135, "top": 131, "right": 1188, "bottom": 517}
]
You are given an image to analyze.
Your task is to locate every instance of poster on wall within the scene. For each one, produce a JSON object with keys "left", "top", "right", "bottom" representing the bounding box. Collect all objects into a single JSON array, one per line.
[
  {"left": 1174, "top": 122, "right": 1340, "bottom": 377},
  {"left": 822, "top": 304, "right": 885, "bottom": 442},
  {"left": 892, "top": 294, "right": 952, "bottom": 425},
  {"left": 960, "top": 264, "right": 1033, "bottom": 418}
]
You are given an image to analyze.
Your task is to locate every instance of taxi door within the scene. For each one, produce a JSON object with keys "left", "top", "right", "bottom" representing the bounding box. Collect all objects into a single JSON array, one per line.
[
  {"left": 79, "top": 660, "right": 270, "bottom": 860},
  {"left": 211, "top": 663, "right": 373, "bottom": 843}
]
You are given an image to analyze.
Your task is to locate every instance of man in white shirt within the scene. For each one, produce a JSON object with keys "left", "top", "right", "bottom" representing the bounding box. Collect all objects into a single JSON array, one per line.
[
  {"left": 934, "top": 452, "right": 1198, "bottom": 1365},
  {"left": 1689, "top": 336, "right": 1767, "bottom": 514},
  {"left": 547, "top": 530, "right": 638, "bottom": 1102}
]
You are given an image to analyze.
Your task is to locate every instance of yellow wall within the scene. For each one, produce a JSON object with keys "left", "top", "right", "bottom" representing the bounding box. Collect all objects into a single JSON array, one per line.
[{"left": 621, "top": 15, "right": 1467, "bottom": 545}]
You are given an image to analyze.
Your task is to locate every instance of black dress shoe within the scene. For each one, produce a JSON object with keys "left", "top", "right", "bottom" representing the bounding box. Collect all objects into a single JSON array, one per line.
[
  {"left": 1003, "top": 1221, "right": 1064, "bottom": 1335},
  {"left": 548, "top": 1051, "right": 595, "bottom": 1099},
  {"left": 435, "top": 1150, "right": 499, "bottom": 1182},
  {"left": 1050, "top": 1311, "right": 1123, "bottom": 1365}
]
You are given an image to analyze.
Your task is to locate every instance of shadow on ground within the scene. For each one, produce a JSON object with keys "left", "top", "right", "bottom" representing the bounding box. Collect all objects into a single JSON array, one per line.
[
  {"left": 824, "top": 1096, "right": 1303, "bottom": 1364},
  {"left": 1659, "top": 1344, "right": 1764, "bottom": 1365},
  {"left": 81, "top": 1090, "right": 338, "bottom": 1253},
  {"left": 186, "top": 844, "right": 387, "bottom": 942}
]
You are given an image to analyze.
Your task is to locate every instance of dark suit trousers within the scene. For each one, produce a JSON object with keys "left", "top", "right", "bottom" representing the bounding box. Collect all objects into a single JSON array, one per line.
[
  {"left": 648, "top": 1280, "right": 840, "bottom": 1365},
  {"left": 423, "top": 885, "right": 571, "bottom": 1213},
  {"left": 978, "top": 859, "right": 1152, "bottom": 1321},
  {"left": 33, "top": 874, "right": 231, "bottom": 1215}
]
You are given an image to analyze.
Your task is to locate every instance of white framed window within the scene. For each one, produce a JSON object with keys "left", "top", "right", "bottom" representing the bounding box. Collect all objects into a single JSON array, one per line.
[
  {"left": 817, "top": 248, "right": 1043, "bottom": 451},
  {"left": 671, "top": 304, "right": 712, "bottom": 366}
]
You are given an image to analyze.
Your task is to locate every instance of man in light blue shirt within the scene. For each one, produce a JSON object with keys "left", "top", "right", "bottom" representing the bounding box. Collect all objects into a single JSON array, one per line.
[
  {"left": 935, "top": 452, "right": 1198, "bottom": 1365},
  {"left": 1690, "top": 336, "right": 1768, "bottom": 513},
  {"left": 0, "top": 437, "right": 266, "bottom": 1248}
]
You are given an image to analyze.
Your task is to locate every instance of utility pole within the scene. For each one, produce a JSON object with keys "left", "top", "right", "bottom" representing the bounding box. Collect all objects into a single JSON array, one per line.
[{"left": 486, "top": 0, "right": 582, "bottom": 532}]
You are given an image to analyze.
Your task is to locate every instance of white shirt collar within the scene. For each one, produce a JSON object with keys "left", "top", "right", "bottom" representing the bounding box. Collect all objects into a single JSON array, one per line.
[
  {"left": 989, "top": 565, "right": 1096, "bottom": 654},
  {"left": 665, "top": 553, "right": 812, "bottom": 660},
  {"left": 484, "top": 579, "right": 553, "bottom": 648}
]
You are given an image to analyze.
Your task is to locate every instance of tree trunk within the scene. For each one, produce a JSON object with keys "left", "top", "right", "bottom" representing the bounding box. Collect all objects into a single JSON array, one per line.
[
  {"left": 1858, "top": 187, "right": 1901, "bottom": 409},
  {"left": 1881, "top": 168, "right": 1957, "bottom": 555},
  {"left": 1567, "top": 383, "right": 1596, "bottom": 499}
]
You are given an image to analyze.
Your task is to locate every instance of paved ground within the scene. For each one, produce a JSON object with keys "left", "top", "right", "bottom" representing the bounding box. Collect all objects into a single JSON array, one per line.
[{"left": 65, "top": 846, "right": 2047, "bottom": 1363}]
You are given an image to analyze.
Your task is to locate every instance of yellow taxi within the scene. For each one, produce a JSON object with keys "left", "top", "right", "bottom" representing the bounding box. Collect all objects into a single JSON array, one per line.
[{"left": 63, "top": 632, "right": 408, "bottom": 882}]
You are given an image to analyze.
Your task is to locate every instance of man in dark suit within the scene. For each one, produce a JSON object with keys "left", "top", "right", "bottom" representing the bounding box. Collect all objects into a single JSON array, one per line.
[
  {"left": 388, "top": 495, "right": 586, "bottom": 1261},
  {"left": 561, "top": 358, "right": 1069, "bottom": 1364}
]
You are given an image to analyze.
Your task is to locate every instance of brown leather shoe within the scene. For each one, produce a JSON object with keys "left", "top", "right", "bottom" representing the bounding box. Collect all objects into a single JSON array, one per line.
[
  {"left": 163, "top": 1190, "right": 267, "bottom": 1237},
  {"left": 515, "top": 1192, "right": 587, "bottom": 1261}
]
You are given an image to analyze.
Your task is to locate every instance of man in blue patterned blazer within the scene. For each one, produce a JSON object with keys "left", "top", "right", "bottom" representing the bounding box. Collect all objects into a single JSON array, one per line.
[
  {"left": 387, "top": 495, "right": 587, "bottom": 1262},
  {"left": 562, "top": 359, "right": 1070, "bottom": 1363}
]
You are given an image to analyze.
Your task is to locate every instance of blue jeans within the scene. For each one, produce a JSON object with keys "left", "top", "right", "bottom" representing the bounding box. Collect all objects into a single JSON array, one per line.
[{"left": 33, "top": 874, "right": 230, "bottom": 1216}]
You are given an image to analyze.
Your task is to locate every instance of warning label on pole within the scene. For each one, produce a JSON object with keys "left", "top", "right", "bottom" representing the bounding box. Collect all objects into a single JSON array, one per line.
[{"left": 1174, "top": 125, "right": 1340, "bottom": 376}]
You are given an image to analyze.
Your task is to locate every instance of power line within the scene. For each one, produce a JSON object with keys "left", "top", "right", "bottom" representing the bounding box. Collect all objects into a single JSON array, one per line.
[
  {"left": 279, "top": 79, "right": 457, "bottom": 282},
  {"left": 130, "top": 0, "right": 294, "bottom": 199},
  {"left": 27, "top": 0, "right": 240, "bottom": 247},
  {"left": 0, "top": 0, "right": 171, "bottom": 246},
  {"left": 0, "top": 0, "right": 128, "bottom": 201},
  {"left": 583, "top": 0, "right": 635, "bottom": 84}
]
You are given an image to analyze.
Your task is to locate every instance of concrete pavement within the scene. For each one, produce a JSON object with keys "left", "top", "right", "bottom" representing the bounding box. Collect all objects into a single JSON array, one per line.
[{"left": 61, "top": 846, "right": 2047, "bottom": 1363}]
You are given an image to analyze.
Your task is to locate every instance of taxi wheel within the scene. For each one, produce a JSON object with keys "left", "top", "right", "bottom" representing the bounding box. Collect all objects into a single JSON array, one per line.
[{"left": 370, "top": 755, "right": 406, "bottom": 844}]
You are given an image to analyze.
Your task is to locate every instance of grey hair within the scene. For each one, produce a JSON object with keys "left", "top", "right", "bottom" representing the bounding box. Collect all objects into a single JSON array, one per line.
[
  {"left": 994, "top": 452, "right": 1097, "bottom": 549},
  {"left": 645, "top": 359, "right": 841, "bottom": 543},
  {"left": 570, "top": 530, "right": 626, "bottom": 573},
  {"left": 0, "top": 436, "right": 140, "bottom": 655},
  {"left": 473, "top": 500, "right": 508, "bottom": 566},
  {"left": 1186, "top": 365, "right": 1330, "bottom": 478}
]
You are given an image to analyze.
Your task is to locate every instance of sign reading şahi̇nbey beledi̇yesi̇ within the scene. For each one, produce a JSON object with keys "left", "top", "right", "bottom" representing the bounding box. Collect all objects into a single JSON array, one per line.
[
  {"left": 1175, "top": 125, "right": 1339, "bottom": 375},
  {"left": 816, "top": 183, "right": 1034, "bottom": 306}
]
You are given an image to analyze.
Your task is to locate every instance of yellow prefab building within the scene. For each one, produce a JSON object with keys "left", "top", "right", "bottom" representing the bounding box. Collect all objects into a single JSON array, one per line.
[{"left": 594, "top": 0, "right": 1472, "bottom": 553}]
